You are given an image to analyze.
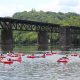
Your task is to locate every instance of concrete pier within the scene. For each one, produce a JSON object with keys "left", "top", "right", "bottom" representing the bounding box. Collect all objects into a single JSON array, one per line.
[
  {"left": 38, "top": 31, "right": 48, "bottom": 51},
  {"left": 59, "top": 27, "right": 71, "bottom": 51},
  {"left": 1, "top": 28, "right": 13, "bottom": 52}
]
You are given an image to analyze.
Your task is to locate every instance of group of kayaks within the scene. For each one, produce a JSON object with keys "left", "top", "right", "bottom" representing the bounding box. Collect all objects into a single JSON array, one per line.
[
  {"left": 27, "top": 52, "right": 57, "bottom": 58},
  {"left": 0, "top": 52, "right": 57, "bottom": 64},
  {"left": 57, "top": 57, "right": 69, "bottom": 63},
  {"left": 0, "top": 52, "right": 79, "bottom": 64},
  {"left": 0, "top": 53, "right": 23, "bottom": 65},
  {"left": 57, "top": 53, "right": 79, "bottom": 63}
]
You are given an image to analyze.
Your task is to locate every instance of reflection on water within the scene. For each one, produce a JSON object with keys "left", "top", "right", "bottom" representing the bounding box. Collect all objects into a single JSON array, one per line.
[
  {"left": 0, "top": 55, "right": 80, "bottom": 80},
  {"left": 13, "top": 45, "right": 60, "bottom": 52}
]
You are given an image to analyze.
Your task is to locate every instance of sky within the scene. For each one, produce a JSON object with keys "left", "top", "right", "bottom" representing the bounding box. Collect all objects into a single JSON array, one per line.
[{"left": 0, "top": 0, "right": 80, "bottom": 17}]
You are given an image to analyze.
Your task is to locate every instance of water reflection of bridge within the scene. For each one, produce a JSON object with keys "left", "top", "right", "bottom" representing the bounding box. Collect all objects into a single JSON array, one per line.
[{"left": 0, "top": 17, "right": 80, "bottom": 52}]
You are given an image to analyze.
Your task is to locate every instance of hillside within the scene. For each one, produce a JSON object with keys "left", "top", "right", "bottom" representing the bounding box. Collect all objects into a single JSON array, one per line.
[{"left": 12, "top": 10, "right": 80, "bottom": 45}]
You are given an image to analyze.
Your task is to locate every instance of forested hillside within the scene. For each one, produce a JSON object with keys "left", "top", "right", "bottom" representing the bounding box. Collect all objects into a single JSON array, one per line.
[{"left": 12, "top": 10, "right": 80, "bottom": 44}]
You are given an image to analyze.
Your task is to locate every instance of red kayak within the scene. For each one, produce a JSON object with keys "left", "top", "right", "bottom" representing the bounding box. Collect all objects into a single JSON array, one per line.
[
  {"left": 57, "top": 57, "right": 69, "bottom": 63},
  {"left": 71, "top": 53, "right": 78, "bottom": 56},
  {"left": 46, "top": 53, "right": 53, "bottom": 56},
  {"left": 27, "top": 56, "right": 35, "bottom": 58},
  {"left": 1, "top": 60, "right": 13, "bottom": 65},
  {"left": 27, "top": 54, "right": 45, "bottom": 58},
  {"left": 52, "top": 52, "right": 57, "bottom": 54}
]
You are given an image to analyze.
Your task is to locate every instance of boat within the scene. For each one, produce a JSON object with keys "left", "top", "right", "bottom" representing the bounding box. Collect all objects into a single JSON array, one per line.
[
  {"left": 46, "top": 53, "right": 53, "bottom": 56},
  {"left": 27, "top": 55, "right": 35, "bottom": 58},
  {"left": 71, "top": 53, "right": 78, "bottom": 56},
  {"left": 57, "top": 57, "right": 69, "bottom": 63},
  {"left": 1, "top": 60, "right": 13, "bottom": 65},
  {"left": 52, "top": 52, "right": 57, "bottom": 54},
  {"left": 27, "top": 54, "right": 45, "bottom": 58}
]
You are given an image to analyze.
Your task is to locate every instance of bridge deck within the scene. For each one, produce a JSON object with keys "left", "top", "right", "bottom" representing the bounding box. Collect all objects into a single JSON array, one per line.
[{"left": 0, "top": 17, "right": 80, "bottom": 33}]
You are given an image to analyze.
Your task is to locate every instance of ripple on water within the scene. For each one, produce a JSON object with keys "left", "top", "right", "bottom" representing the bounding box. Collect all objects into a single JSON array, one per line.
[{"left": 0, "top": 54, "right": 80, "bottom": 80}]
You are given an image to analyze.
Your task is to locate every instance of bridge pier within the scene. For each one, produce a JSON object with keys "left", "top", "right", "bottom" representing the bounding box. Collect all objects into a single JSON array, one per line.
[
  {"left": 1, "top": 28, "right": 13, "bottom": 52},
  {"left": 59, "top": 27, "right": 71, "bottom": 51},
  {"left": 38, "top": 31, "right": 48, "bottom": 51}
]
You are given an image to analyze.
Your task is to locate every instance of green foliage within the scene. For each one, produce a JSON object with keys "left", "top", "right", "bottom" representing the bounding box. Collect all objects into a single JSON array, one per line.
[
  {"left": 12, "top": 10, "right": 80, "bottom": 44},
  {"left": 13, "top": 31, "right": 37, "bottom": 44}
]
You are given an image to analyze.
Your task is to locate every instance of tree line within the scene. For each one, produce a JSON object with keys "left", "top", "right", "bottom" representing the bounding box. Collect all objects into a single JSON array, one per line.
[{"left": 12, "top": 9, "right": 80, "bottom": 45}]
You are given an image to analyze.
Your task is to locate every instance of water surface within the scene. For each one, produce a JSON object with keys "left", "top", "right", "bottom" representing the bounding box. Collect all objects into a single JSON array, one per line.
[{"left": 0, "top": 54, "right": 80, "bottom": 80}]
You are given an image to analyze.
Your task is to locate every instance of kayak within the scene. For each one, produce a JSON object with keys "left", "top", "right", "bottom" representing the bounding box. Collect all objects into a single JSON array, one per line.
[
  {"left": 1, "top": 60, "right": 13, "bottom": 65},
  {"left": 57, "top": 57, "right": 69, "bottom": 63}
]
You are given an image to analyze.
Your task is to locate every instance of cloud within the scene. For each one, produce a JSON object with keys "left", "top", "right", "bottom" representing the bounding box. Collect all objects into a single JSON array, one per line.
[
  {"left": 0, "top": 0, "right": 60, "bottom": 16},
  {"left": 74, "top": 1, "right": 80, "bottom": 13},
  {"left": 0, "top": 0, "right": 80, "bottom": 17},
  {"left": 58, "top": 0, "right": 80, "bottom": 13},
  {"left": 35, "top": 0, "right": 60, "bottom": 12},
  {"left": 35, "top": 0, "right": 80, "bottom": 14},
  {"left": 59, "top": 0, "right": 79, "bottom": 7},
  {"left": 0, "top": 5, "right": 11, "bottom": 17},
  {"left": 0, "top": 4, "right": 29, "bottom": 17}
]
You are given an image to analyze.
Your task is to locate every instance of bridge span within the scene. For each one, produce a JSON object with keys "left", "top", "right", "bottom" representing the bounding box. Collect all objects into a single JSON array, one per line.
[{"left": 0, "top": 17, "right": 80, "bottom": 52}]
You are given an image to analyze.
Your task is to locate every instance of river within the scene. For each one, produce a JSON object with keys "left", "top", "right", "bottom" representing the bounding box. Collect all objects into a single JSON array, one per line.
[{"left": 0, "top": 54, "right": 80, "bottom": 80}]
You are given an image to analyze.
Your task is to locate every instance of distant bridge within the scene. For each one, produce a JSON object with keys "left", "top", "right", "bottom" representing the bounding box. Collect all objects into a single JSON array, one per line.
[
  {"left": 0, "top": 17, "right": 60, "bottom": 32},
  {"left": 0, "top": 17, "right": 80, "bottom": 52}
]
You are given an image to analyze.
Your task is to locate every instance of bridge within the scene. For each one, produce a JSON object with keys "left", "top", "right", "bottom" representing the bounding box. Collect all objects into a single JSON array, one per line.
[{"left": 0, "top": 17, "right": 80, "bottom": 52}]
